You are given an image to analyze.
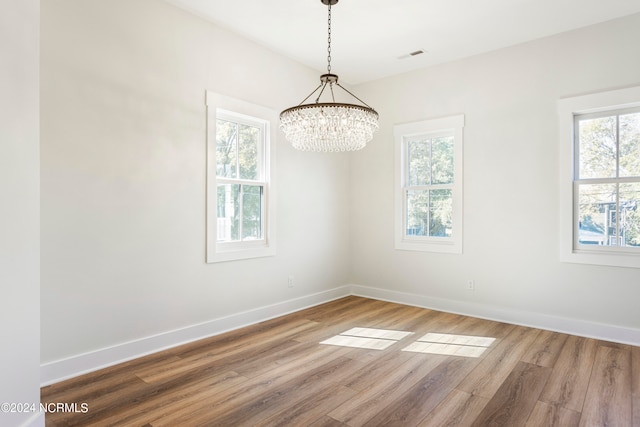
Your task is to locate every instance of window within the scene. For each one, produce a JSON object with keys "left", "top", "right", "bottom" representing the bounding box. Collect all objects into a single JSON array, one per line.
[
  {"left": 574, "top": 109, "right": 640, "bottom": 249},
  {"left": 558, "top": 86, "right": 640, "bottom": 268},
  {"left": 206, "top": 92, "right": 276, "bottom": 263},
  {"left": 215, "top": 113, "right": 265, "bottom": 243},
  {"left": 394, "top": 115, "right": 464, "bottom": 253}
]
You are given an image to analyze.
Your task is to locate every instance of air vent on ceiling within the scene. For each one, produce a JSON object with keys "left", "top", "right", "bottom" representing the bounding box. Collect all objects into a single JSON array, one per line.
[{"left": 398, "top": 49, "right": 426, "bottom": 60}]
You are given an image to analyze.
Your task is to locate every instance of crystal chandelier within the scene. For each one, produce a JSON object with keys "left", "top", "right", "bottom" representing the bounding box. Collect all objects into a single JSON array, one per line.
[{"left": 280, "top": 0, "right": 379, "bottom": 152}]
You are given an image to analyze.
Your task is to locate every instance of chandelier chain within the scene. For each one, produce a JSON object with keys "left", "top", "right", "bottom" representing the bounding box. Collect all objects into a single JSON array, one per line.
[
  {"left": 278, "top": 0, "right": 379, "bottom": 152},
  {"left": 327, "top": 3, "right": 332, "bottom": 73}
]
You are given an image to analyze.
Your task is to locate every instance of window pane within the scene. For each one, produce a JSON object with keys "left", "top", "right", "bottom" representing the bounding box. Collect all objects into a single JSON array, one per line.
[
  {"left": 216, "top": 119, "right": 237, "bottom": 178},
  {"left": 408, "top": 140, "right": 430, "bottom": 186},
  {"left": 619, "top": 112, "right": 640, "bottom": 178},
  {"left": 238, "top": 124, "right": 260, "bottom": 180},
  {"left": 242, "top": 185, "right": 263, "bottom": 240},
  {"left": 431, "top": 136, "right": 454, "bottom": 184},
  {"left": 429, "top": 189, "right": 452, "bottom": 237},
  {"left": 577, "top": 183, "right": 616, "bottom": 246},
  {"left": 217, "top": 184, "right": 240, "bottom": 241},
  {"left": 619, "top": 183, "right": 640, "bottom": 247},
  {"left": 578, "top": 116, "right": 617, "bottom": 179},
  {"left": 406, "top": 189, "right": 428, "bottom": 236}
]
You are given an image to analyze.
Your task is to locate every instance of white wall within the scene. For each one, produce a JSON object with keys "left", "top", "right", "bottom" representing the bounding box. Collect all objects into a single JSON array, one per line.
[
  {"left": 40, "top": 0, "right": 640, "bottom": 383},
  {"left": 41, "top": 0, "right": 351, "bottom": 370},
  {"left": 0, "top": 0, "right": 42, "bottom": 425},
  {"left": 351, "top": 14, "right": 640, "bottom": 336}
]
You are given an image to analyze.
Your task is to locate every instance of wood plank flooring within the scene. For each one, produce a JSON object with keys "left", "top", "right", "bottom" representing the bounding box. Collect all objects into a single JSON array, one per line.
[{"left": 41, "top": 296, "right": 640, "bottom": 426}]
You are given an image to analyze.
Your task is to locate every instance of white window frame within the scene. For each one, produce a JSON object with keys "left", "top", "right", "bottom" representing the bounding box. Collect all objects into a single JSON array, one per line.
[
  {"left": 394, "top": 114, "right": 464, "bottom": 254},
  {"left": 558, "top": 85, "right": 640, "bottom": 268},
  {"left": 206, "top": 91, "right": 277, "bottom": 263}
]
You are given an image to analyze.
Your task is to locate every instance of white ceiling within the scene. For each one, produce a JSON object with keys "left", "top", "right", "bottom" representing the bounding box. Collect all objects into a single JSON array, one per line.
[{"left": 166, "top": 0, "right": 640, "bottom": 84}]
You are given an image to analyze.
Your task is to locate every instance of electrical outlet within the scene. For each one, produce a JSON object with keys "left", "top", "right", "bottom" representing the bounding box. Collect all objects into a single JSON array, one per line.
[
  {"left": 466, "top": 280, "right": 475, "bottom": 291},
  {"left": 288, "top": 275, "right": 294, "bottom": 288}
]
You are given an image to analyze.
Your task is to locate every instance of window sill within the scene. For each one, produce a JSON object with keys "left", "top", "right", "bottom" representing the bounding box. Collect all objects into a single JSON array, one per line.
[
  {"left": 207, "top": 242, "right": 275, "bottom": 263},
  {"left": 560, "top": 248, "right": 640, "bottom": 269},
  {"left": 395, "top": 238, "right": 462, "bottom": 254}
]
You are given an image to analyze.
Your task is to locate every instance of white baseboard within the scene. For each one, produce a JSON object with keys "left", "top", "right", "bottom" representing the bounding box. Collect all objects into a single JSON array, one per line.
[
  {"left": 40, "top": 286, "right": 351, "bottom": 386},
  {"left": 41, "top": 283, "right": 640, "bottom": 386},
  {"left": 350, "top": 284, "right": 640, "bottom": 347}
]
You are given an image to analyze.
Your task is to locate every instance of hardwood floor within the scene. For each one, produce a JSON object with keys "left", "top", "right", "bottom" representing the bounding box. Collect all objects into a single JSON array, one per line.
[{"left": 41, "top": 296, "right": 640, "bottom": 426}]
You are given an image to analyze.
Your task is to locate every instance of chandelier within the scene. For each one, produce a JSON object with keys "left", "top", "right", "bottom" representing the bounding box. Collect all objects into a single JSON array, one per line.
[{"left": 280, "top": 0, "right": 379, "bottom": 152}]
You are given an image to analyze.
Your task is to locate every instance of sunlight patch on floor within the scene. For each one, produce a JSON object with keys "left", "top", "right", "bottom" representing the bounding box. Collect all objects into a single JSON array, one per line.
[
  {"left": 340, "top": 327, "right": 414, "bottom": 341},
  {"left": 402, "top": 333, "right": 496, "bottom": 358},
  {"left": 320, "top": 327, "right": 414, "bottom": 350}
]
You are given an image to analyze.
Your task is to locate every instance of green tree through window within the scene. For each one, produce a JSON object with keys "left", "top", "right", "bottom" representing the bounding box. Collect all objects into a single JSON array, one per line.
[
  {"left": 215, "top": 116, "right": 264, "bottom": 243},
  {"left": 405, "top": 135, "right": 454, "bottom": 238},
  {"left": 576, "top": 110, "right": 640, "bottom": 247}
]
